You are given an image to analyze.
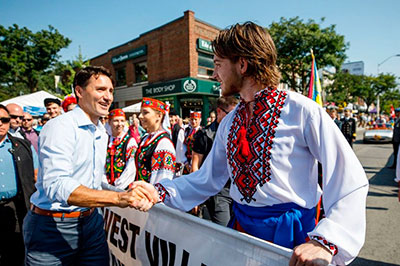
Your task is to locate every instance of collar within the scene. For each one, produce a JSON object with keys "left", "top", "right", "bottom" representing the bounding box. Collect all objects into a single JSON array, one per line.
[
  {"left": 239, "top": 87, "right": 276, "bottom": 106},
  {"left": 73, "top": 105, "right": 105, "bottom": 133},
  {"left": 9, "top": 127, "right": 21, "bottom": 134},
  {"left": 0, "top": 135, "right": 10, "bottom": 148}
]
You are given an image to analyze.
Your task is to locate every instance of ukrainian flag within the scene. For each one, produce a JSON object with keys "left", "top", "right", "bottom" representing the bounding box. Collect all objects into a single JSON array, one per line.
[{"left": 307, "top": 50, "right": 323, "bottom": 106}]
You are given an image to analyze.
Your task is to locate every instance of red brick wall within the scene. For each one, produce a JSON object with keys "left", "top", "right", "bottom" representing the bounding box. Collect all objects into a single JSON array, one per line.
[{"left": 90, "top": 10, "right": 220, "bottom": 86}]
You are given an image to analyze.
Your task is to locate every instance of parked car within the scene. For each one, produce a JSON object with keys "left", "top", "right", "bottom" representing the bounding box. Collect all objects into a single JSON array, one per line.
[{"left": 363, "top": 123, "right": 393, "bottom": 143}]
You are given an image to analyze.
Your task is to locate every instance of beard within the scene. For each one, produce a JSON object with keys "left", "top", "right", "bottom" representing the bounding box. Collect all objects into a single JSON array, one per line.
[{"left": 220, "top": 70, "right": 243, "bottom": 97}]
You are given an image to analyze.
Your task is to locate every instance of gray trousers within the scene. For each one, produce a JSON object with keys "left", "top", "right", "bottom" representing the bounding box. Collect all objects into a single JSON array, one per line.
[{"left": 23, "top": 208, "right": 109, "bottom": 266}]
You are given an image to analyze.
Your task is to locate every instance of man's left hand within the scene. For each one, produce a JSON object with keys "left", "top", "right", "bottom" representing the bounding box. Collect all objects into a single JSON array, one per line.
[{"left": 289, "top": 240, "right": 333, "bottom": 266}]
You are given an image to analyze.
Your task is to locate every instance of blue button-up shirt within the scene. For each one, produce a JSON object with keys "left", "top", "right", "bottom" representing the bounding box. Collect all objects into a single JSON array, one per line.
[
  {"left": 30, "top": 106, "right": 108, "bottom": 211},
  {"left": 0, "top": 136, "right": 18, "bottom": 200}
]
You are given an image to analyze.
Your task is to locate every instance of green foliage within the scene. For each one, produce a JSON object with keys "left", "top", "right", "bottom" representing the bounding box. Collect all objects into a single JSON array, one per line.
[
  {"left": 268, "top": 17, "right": 348, "bottom": 93},
  {"left": 0, "top": 24, "right": 71, "bottom": 95},
  {"left": 326, "top": 72, "right": 398, "bottom": 113},
  {"left": 53, "top": 49, "right": 90, "bottom": 95}
]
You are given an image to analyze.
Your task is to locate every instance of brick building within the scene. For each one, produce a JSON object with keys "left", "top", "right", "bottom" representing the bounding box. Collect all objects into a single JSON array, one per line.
[{"left": 91, "top": 10, "right": 221, "bottom": 121}]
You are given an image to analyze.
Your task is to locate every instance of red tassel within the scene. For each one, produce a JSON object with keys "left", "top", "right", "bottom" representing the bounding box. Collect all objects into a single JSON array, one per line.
[{"left": 238, "top": 126, "right": 250, "bottom": 157}]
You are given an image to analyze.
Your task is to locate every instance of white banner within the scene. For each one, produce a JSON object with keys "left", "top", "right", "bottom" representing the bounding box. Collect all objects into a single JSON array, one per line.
[{"left": 103, "top": 205, "right": 292, "bottom": 266}]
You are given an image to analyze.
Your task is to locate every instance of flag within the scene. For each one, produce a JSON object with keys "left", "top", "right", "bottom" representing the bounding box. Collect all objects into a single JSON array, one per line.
[
  {"left": 308, "top": 50, "right": 323, "bottom": 106},
  {"left": 391, "top": 105, "right": 395, "bottom": 118}
]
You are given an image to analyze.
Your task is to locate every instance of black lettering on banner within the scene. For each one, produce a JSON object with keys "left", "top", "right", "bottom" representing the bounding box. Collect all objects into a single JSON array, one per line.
[
  {"left": 145, "top": 231, "right": 159, "bottom": 266},
  {"left": 111, "top": 252, "right": 125, "bottom": 266},
  {"left": 129, "top": 223, "right": 140, "bottom": 259},
  {"left": 110, "top": 213, "right": 121, "bottom": 248},
  {"left": 118, "top": 218, "right": 129, "bottom": 253},
  {"left": 160, "top": 239, "right": 169, "bottom": 266},
  {"left": 168, "top": 242, "right": 176, "bottom": 266},
  {"left": 181, "top": 250, "right": 189, "bottom": 266},
  {"left": 103, "top": 208, "right": 113, "bottom": 236}
]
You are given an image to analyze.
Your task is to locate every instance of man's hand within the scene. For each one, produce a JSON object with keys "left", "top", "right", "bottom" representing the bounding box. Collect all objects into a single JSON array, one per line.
[
  {"left": 289, "top": 240, "right": 333, "bottom": 266},
  {"left": 126, "top": 181, "right": 160, "bottom": 211}
]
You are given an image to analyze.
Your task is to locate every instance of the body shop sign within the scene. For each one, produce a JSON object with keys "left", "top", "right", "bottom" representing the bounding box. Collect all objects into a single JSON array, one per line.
[
  {"left": 112, "top": 46, "right": 147, "bottom": 64},
  {"left": 143, "top": 78, "right": 219, "bottom": 97},
  {"left": 143, "top": 80, "right": 182, "bottom": 96}
]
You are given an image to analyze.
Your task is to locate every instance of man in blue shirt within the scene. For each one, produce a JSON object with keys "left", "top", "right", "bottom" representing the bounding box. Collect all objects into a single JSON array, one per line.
[
  {"left": 24, "top": 66, "right": 157, "bottom": 265},
  {"left": 0, "top": 104, "right": 36, "bottom": 265}
]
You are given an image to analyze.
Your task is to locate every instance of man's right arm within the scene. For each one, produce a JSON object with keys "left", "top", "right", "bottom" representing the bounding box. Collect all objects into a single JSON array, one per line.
[{"left": 67, "top": 184, "right": 157, "bottom": 210}]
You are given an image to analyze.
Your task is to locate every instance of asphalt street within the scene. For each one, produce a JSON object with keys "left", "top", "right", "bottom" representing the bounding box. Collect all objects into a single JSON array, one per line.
[{"left": 349, "top": 128, "right": 400, "bottom": 266}]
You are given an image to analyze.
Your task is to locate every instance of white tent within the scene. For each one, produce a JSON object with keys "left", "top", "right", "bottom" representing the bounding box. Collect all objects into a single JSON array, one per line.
[
  {"left": 122, "top": 102, "right": 141, "bottom": 113},
  {"left": 1, "top": 90, "right": 61, "bottom": 116}
]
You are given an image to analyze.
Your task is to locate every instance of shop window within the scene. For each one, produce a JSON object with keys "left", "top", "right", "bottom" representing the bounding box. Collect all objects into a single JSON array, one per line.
[
  {"left": 135, "top": 62, "right": 148, "bottom": 83},
  {"left": 198, "top": 52, "right": 214, "bottom": 78},
  {"left": 115, "top": 67, "right": 126, "bottom": 87}
]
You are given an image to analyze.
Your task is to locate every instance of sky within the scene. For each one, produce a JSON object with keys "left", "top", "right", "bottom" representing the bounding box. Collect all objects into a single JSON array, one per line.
[{"left": 1, "top": 0, "right": 400, "bottom": 79}]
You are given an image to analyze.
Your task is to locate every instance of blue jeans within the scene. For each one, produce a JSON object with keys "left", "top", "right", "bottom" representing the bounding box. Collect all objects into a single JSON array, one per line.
[{"left": 23, "top": 208, "right": 109, "bottom": 266}]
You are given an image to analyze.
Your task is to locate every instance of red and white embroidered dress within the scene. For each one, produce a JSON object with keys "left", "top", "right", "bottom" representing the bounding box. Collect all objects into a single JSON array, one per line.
[{"left": 158, "top": 88, "right": 368, "bottom": 265}]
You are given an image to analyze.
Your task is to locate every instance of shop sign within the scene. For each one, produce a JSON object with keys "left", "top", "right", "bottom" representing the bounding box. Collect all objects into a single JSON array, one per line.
[
  {"left": 183, "top": 79, "right": 197, "bottom": 92},
  {"left": 112, "top": 45, "right": 147, "bottom": 64},
  {"left": 143, "top": 80, "right": 181, "bottom": 97},
  {"left": 197, "top": 38, "right": 213, "bottom": 53}
]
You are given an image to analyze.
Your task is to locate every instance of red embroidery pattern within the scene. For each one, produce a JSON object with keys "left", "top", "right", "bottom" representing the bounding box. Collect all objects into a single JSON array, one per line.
[
  {"left": 154, "top": 183, "right": 169, "bottom": 202},
  {"left": 310, "top": 235, "right": 338, "bottom": 256},
  {"left": 227, "top": 88, "right": 287, "bottom": 203},
  {"left": 151, "top": 150, "right": 176, "bottom": 172}
]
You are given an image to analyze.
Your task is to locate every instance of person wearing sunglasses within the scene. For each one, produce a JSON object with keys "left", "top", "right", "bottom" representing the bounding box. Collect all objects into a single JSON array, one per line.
[
  {"left": 0, "top": 104, "right": 36, "bottom": 265},
  {"left": 21, "top": 112, "right": 39, "bottom": 153},
  {"left": 5, "top": 103, "right": 25, "bottom": 139}
]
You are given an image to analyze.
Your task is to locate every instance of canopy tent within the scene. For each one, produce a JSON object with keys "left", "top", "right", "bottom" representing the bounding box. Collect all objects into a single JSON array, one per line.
[
  {"left": 122, "top": 102, "right": 141, "bottom": 113},
  {"left": 0, "top": 91, "right": 61, "bottom": 116}
]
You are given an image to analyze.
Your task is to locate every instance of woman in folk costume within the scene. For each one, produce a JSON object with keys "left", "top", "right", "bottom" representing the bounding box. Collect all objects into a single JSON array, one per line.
[
  {"left": 103, "top": 109, "right": 138, "bottom": 191},
  {"left": 176, "top": 111, "right": 202, "bottom": 174},
  {"left": 135, "top": 98, "right": 176, "bottom": 184}
]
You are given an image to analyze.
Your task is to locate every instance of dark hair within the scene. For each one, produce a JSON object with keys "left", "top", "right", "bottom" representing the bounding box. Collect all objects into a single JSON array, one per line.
[
  {"left": 73, "top": 66, "right": 113, "bottom": 90},
  {"left": 212, "top": 22, "right": 281, "bottom": 87},
  {"left": 217, "top": 96, "right": 239, "bottom": 110},
  {"left": 73, "top": 66, "right": 113, "bottom": 103},
  {"left": 0, "top": 104, "right": 9, "bottom": 114}
]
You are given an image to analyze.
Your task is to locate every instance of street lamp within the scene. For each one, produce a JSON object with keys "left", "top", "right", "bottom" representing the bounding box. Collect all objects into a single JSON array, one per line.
[
  {"left": 377, "top": 54, "right": 400, "bottom": 74},
  {"left": 376, "top": 54, "right": 400, "bottom": 116}
]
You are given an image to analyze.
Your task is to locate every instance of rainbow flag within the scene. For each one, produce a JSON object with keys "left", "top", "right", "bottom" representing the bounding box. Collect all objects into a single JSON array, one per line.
[{"left": 308, "top": 50, "right": 323, "bottom": 106}]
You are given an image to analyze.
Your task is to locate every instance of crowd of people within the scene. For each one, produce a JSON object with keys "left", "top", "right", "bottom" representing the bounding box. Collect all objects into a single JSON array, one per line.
[{"left": 2, "top": 21, "right": 393, "bottom": 266}]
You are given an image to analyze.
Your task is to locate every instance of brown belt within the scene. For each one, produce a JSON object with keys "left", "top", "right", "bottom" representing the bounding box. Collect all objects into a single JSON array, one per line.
[{"left": 31, "top": 205, "right": 94, "bottom": 218}]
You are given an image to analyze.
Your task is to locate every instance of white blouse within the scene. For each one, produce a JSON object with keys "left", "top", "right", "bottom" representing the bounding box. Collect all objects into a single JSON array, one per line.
[{"left": 159, "top": 89, "right": 369, "bottom": 265}]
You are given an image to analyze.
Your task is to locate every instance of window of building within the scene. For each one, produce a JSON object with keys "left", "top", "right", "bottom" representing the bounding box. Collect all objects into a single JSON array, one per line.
[
  {"left": 198, "top": 52, "right": 214, "bottom": 78},
  {"left": 115, "top": 67, "right": 126, "bottom": 87},
  {"left": 135, "top": 62, "right": 148, "bottom": 83}
]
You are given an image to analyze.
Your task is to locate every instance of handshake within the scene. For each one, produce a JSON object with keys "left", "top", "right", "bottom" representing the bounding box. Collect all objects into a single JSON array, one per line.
[{"left": 117, "top": 181, "right": 159, "bottom": 211}]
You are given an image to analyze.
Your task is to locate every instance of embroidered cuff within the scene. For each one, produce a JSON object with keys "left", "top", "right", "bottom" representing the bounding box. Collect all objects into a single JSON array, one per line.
[
  {"left": 310, "top": 235, "right": 338, "bottom": 256},
  {"left": 154, "top": 183, "right": 169, "bottom": 202}
]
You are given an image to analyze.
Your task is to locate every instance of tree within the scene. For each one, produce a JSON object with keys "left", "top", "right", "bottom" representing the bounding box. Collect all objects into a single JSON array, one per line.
[
  {"left": 325, "top": 72, "right": 361, "bottom": 104},
  {"left": 268, "top": 17, "right": 348, "bottom": 93},
  {"left": 53, "top": 48, "right": 90, "bottom": 95},
  {"left": 0, "top": 24, "right": 71, "bottom": 94}
]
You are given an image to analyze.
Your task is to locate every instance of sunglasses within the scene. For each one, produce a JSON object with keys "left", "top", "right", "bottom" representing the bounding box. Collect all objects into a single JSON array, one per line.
[
  {"left": 42, "top": 118, "right": 49, "bottom": 121},
  {"left": 0, "top": 117, "right": 11, "bottom": 123},
  {"left": 10, "top": 114, "right": 24, "bottom": 120},
  {"left": 23, "top": 118, "right": 32, "bottom": 122},
  {"left": 219, "top": 107, "right": 230, "bottom": 114}
]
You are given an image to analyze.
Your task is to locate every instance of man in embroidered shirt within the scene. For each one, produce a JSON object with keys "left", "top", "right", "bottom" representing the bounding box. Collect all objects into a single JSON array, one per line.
[
  {"left": 24, "top": 66, "right": 157, "bottom": 265},
  {"left": 137, "top": 22, "right": 369, "bottom": 265}
]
